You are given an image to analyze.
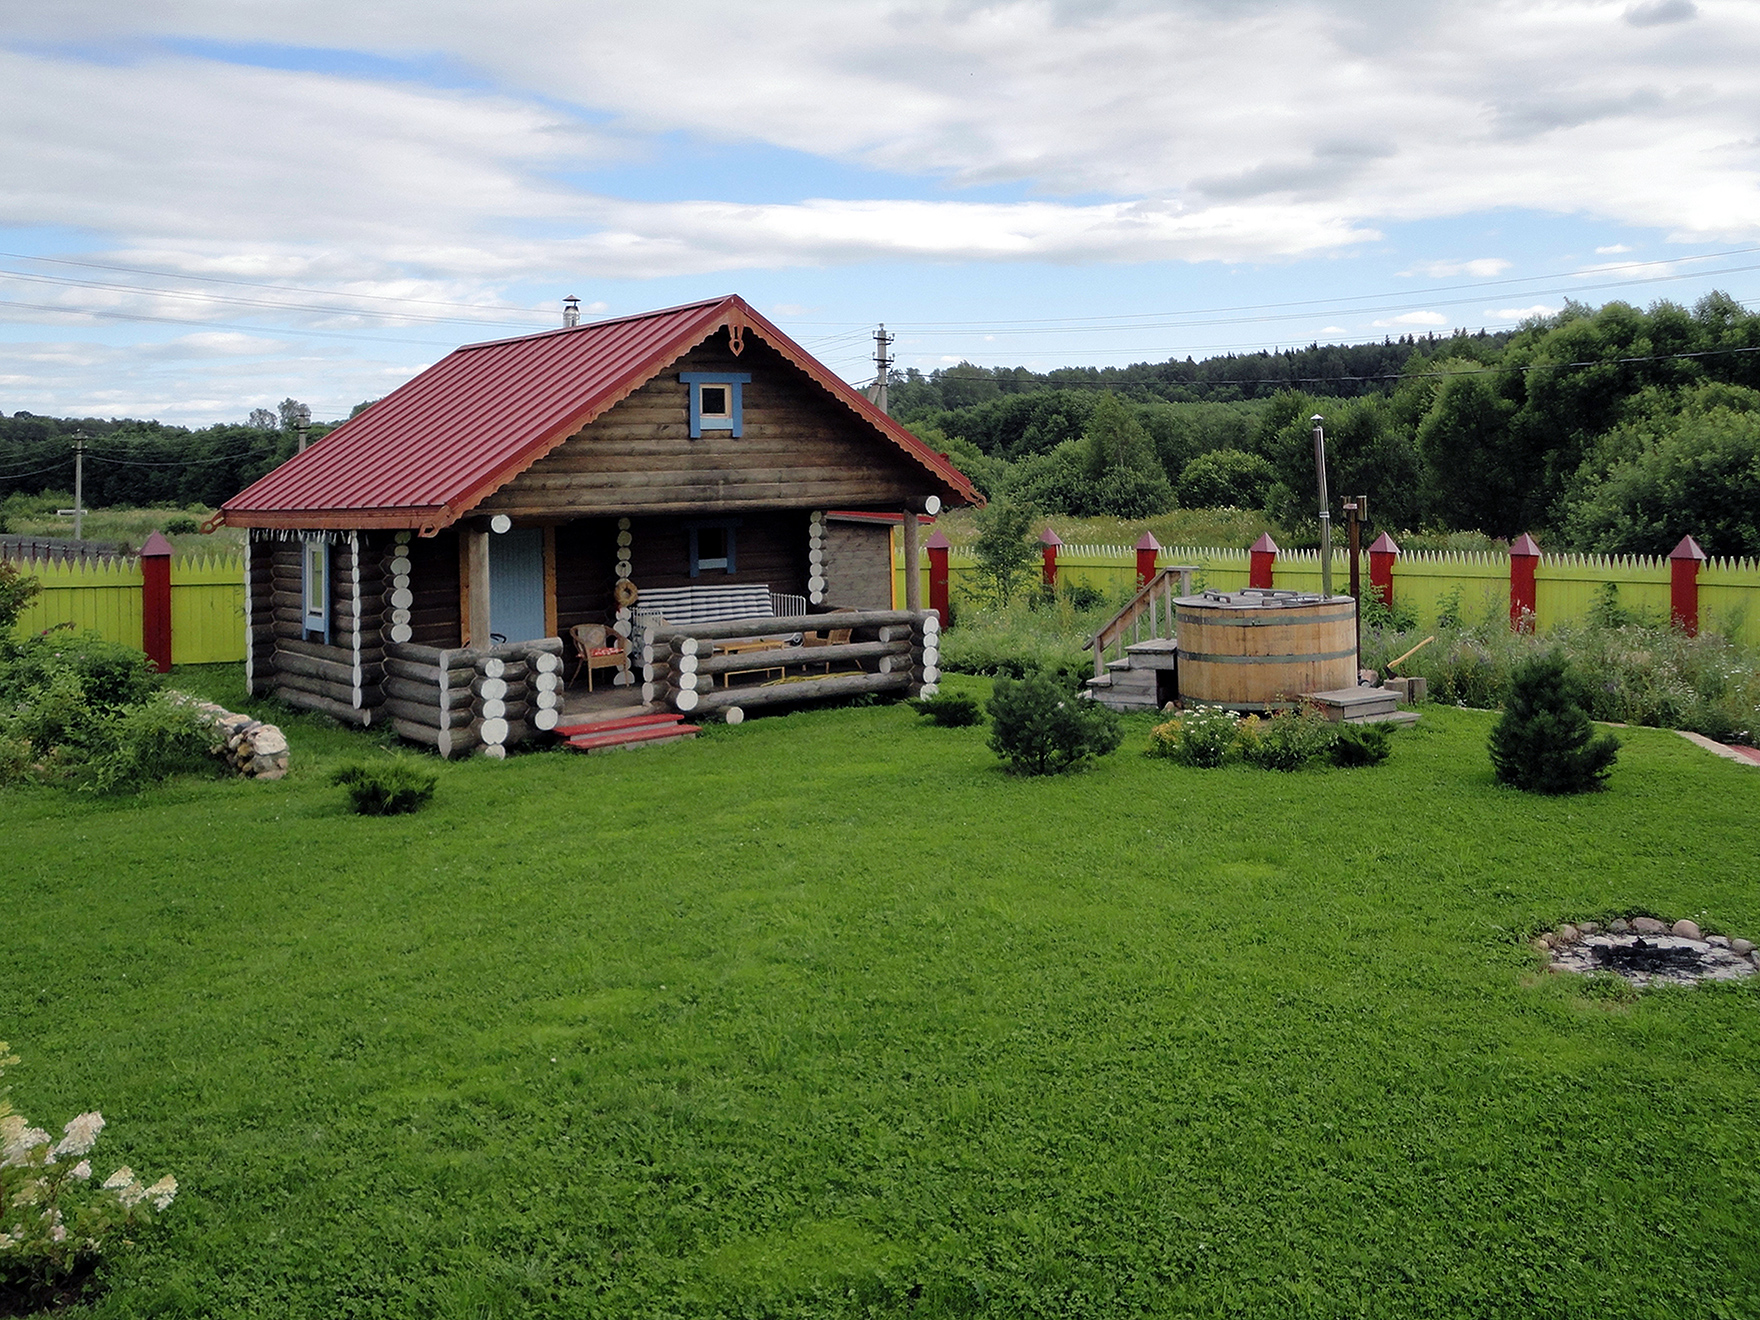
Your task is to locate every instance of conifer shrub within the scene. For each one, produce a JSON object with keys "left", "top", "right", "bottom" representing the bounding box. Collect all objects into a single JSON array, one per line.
[
  {"left": 987, "top": 672, "right": 1121, "bottom": 774},
  {"left": 331, "top": 760, "right": 439, "bottom": 815},
  {"left": 909, "top": 691, "right": 983, "bottom": 727},
  {"left": 1330, "top": 721, "right": 1393, "bottom": 768},
  {"left": 1488, "top": 653, "right": 1620, "bottom": 793}
]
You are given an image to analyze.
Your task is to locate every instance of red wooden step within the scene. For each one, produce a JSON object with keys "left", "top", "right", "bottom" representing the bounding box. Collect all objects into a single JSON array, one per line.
[
  {"left": 553, "top": 711, "right": 687, "bottom": 738},
  {"left": 564, "top": 722, "right": 700, "bottom": 753}
]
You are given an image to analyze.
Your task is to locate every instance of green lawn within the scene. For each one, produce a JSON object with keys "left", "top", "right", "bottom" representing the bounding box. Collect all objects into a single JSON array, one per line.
[{"left": 5, "top": 670, "right": 1759, "bottom": 1318}]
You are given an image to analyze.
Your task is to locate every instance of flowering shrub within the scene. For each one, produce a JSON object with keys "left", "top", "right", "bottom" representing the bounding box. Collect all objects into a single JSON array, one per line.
[
  {"left": 1240, "top": 703, "right": 1339, "bottom": 772},
  {"left": 1146, "top": 705, "right": 1239, "bottom": 767},
  {"left": 0, "top": 1042, "right": 176, "bottom": 1310}
]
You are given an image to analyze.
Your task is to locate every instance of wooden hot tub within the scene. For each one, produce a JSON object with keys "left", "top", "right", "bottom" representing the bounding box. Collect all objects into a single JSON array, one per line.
[{"left": 1175, "top": 590, "right": 1357, "bottom": 710}]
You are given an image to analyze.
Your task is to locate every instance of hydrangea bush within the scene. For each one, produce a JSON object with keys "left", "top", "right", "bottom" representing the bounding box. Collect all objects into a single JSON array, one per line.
[{"left": 0, "top": 1043, "right": 176, "bottom": 1308}]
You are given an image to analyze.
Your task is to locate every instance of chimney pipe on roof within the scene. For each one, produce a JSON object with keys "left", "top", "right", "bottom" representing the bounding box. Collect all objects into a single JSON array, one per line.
[{"left": 562, "top": 295, "right": 580, "bottom": 328}]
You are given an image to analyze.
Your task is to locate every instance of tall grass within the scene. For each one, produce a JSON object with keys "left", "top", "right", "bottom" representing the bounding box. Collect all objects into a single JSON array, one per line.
[{"left": 1362, "top": 603, "right": 1760, "bottom": 741}]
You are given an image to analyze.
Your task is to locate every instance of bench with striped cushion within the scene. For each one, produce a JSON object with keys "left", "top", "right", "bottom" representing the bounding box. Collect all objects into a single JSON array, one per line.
[{"left": 634, "top": 583, "right": 777, "bottom": 627}]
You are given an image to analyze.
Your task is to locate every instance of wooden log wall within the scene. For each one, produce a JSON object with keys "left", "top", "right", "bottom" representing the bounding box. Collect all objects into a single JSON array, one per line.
[
  {"left": 821, "top": 517, "right": 895, "bottom": 609},
  {"left": 555, "top": 517, "right": 619, "bottom": 637},
  {"left": 245, "top": 535, "right": 276, "bottom": 697},
  {"left": 402, "top": 528, "right": 462, "bottom": 648},
  {"left": 471, "top": 331, "right": 938, "bottom": 518},
  {"left": 263, "top": 533, "right": 384, "bottom": 727},
  {"left": 381, "top": 637, "right": 564, "bottom": 759},
  {"left": 639, "top": 607, "right": 940, "bottom": 721},
  {"left": 624, "top": 510, "right": 810, "bottom": 597}
]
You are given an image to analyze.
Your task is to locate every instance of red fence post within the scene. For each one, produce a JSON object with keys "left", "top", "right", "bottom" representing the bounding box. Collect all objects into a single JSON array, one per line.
[
  {"left": 1134, "top": 532, "right": 1160, "bottom": 588},
  {"left": 1669, "top": 535, "right": 1706, "bottom": 636},
  {"left": 1249, "top": 533, "right": 1278, "bottom": 589},
  {"left": 140, "top": 531, "right": 174, "bottom": 673},
  {"left": 925, "top": 528, "right": 951, "bottom": 628},
  {"left": 1509, "top": 533, "right": 1540, "bottom": 633},
  {"left": 1368, "top": 531, "right": 1400, "bottom": 607},
  {"left": 1040, "top": 526, "right": 1062, "bottom": 589}
]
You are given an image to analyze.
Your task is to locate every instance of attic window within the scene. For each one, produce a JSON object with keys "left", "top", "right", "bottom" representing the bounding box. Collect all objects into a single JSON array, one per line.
[{"left": 681, "top": 371, "right": 751, "bottom": 439}]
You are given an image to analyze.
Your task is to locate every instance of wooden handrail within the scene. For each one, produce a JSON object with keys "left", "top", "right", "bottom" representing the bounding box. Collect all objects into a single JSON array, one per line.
[{"left": 1086, "top": 567, "right": 1197, "bottom": 678}]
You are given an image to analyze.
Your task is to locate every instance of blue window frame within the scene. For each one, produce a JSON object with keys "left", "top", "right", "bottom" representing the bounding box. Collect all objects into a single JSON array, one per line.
[
  {"left": 687, "top": 519, "right": 740, "bottom": 577},
  {"left": 680, "top": 371, "right": 751, "bottom": 438},
  {"left": 301, "top": 540, "right": 330, "bottom": 644}
]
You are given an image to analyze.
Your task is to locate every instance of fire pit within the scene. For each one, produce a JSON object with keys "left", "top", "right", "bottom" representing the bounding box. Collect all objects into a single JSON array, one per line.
[{"left": 1537, "top": 918, "right": 1758, "bottom": 989}]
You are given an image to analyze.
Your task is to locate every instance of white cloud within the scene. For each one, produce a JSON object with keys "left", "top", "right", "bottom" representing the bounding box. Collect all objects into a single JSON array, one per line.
[
  {"left": 1596, "top": 244, "right": 1635, "bottom": 254},
  {"left": 1404, "top": 258, "right": 1513, "bottom": 278},
  {"left": 1320, "top": 326, "right": 1347, "bottom": 335},
  {"left": 1372, "top": 311, "right": 1449, "bottom": 327},
  {"left": 1487, "top": 304, "right": 1563, "bottom": 320}
]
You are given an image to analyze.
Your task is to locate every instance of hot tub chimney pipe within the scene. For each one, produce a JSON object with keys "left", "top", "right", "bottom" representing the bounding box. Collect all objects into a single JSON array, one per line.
[{"left": 1311, "top": 415, "right": 1332, "bottom": 599}]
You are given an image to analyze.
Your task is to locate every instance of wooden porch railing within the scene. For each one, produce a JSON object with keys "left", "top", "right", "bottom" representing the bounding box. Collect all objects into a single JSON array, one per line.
[{"left": 1085, "top": 566, "right": 1197, "bottom": 679}]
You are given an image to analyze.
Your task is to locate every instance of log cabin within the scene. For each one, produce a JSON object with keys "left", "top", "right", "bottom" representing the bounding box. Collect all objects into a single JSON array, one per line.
[{"left": 216, "top": 295, "right": 979, "bottom": 755}]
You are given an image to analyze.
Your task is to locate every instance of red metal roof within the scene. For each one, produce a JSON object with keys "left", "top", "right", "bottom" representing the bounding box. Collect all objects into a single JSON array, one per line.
[{"left": 221, "top": 295, "right": 979, "bottom": 530}]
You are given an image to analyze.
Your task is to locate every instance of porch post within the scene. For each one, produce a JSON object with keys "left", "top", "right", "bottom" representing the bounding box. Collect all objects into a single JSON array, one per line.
[
  {"left": 466, "top": 527, "right": 492, "bottom": 647},
  {"left": 901, "top": 510, "right": 923, "bottom": 613}
]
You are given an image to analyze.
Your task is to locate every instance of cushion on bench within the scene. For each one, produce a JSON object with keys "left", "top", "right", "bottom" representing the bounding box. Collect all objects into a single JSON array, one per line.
[{"left": 634, "top": 583, "right": 775, "bottom": 627}]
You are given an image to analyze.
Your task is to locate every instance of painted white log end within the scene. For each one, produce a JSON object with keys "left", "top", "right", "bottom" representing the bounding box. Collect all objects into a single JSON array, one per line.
[
  {"left": 482, "top": 743, "right": 507, "bottom": 760},
  {"left": 390, "top": 556, "right": 411, "bottom": 576},
  {"left": 389, "top": 623, "right": 413, "bottom": 644},
  {"left": 533, "top": 707, "right": 559, "bottom": 731},
  {"left": 482, "top": 657, "right": 507, "bottom": 679},
  {"left": 725, "top": 706, "right": 744, "bottom": 725},
  {"left": 675, "top": 688, "right": 699, "bottom": 713},
  {"left": 918, "top": 682, "right": 939, "bottom": 696},
  {"left": 477, "top": 676, "right": 509, "bottom": 701},
  {"left": 481, "top": 698, "right": 508, "bottom": 720},
  {"left": 615, "top": 562, "right": 632, "bottom": 579},
  {"left": 390, "top": 587, "right": 414, "bottom": 610},
  {"left": 480, "top": 717, "right": 509, "bottom": 745},
  {"left": 534, "top": 652, "right": 562, "bottom": 674}
]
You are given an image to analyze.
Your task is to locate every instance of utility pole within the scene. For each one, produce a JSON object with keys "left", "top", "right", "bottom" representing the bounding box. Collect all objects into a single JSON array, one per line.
[
  {"left": 868, "top": 324, "right": 895, "bottom": 415},
  {"left": 1311, "top": 415, "right": 1332, "bottom": 600},
  {"left": 62, "top": 430, "right": 89, "bottom": 541}
]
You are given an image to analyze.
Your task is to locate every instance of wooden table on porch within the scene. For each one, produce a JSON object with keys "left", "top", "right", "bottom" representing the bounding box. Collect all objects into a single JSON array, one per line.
[{"left": 715, "top": 638, "right": 795, "bottom": 687}]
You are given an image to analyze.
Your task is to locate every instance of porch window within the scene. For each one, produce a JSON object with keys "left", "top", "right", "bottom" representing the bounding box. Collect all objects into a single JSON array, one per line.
[
  {"left": 302, "top": 540, "right": 330, "bottom": 644},
  {"left": 680, "top": 371, "right": 751, "bottom": 438},
  {"left": 688, "top": 520, "right": 740, "bottom": 577}
]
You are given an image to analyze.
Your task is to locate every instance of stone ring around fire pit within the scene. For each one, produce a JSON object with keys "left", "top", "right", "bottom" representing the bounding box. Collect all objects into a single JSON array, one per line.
[{"left": 1535, "top": 917, "right": 1758, "bottom": 989}]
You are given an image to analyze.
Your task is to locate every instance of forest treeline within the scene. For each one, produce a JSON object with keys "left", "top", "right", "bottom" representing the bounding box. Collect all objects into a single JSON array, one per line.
[
  {"left": 898, "top": 294, "right": 1760, "bottom": 557},
  {"left": 0, "top": 399, "right": 351, "bottom": 516},
  {"left": 5, "top": 296, "right": 1760, "bottom": 555}
]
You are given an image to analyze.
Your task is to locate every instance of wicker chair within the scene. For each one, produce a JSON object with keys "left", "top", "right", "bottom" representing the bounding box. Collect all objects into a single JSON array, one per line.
[{"left": 567, "top": 623, "right": 629, "bottom": 691}]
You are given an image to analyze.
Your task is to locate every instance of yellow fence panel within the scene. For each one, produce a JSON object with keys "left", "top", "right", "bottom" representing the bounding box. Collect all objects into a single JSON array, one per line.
[
  {"left": 170, "top": 553, "right": 247, "bottom": 664},
  {"left": 12, "top": 555, "right": 144, "bottom": 643},
  {"left": 7, "top": 552, "right": 247, "bottom": 664}
]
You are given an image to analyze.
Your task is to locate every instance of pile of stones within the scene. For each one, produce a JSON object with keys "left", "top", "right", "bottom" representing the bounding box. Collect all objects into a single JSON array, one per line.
[
  {"left": 175, "top": 695, "right": 289, "bottom": 780},
  {"left": 1536, "top": 917, "right": 1757, "bottom": 988}
]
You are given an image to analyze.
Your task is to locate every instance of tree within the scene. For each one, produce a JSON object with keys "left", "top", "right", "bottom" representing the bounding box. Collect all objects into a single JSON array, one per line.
[
  {"left": 1488, "top": 653, "right": 1619, "bottom": 793},
  {"left": 1076, "top": 392, "right": 1173, "bottom": 517},
  {"left": 971, "top": 496, "right": 1037, "bottom": 606},
  {"left": 1564, "top": 382, "right": 1760, "bottom": 556},
  {"left": 246, "top": 408, "right": 277, "bottom": 431},
  {"left": 1177, "top": 448, "right": 1276, "bottom": 509}
]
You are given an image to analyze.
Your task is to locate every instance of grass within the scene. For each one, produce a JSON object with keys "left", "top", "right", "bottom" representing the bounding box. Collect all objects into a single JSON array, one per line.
[
  {"left": 0, "top": 499, "right": 243, "bottom": 555},
  {"left": 4, "top": 666, "right": 1760, "bottom": 1317}
]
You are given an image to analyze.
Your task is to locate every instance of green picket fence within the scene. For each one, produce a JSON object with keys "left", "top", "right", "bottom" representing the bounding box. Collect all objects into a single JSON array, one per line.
[
  {"left": 9, "top": 552, "right": 246, "bottom": 665},
  {"left": 899, "top": 542, "right": 1760, "bottom": 648}
]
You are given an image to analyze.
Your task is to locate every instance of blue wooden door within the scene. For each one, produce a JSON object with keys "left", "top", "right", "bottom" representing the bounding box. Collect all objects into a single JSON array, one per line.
[{"left": 489, "top": 529, "right": 546, "bottom": 642}]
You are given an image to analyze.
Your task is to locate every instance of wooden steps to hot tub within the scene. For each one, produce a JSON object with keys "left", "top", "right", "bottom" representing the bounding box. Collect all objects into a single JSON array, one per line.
[{"left": 555, "top": 710, "right": 700, "bottom": 753}]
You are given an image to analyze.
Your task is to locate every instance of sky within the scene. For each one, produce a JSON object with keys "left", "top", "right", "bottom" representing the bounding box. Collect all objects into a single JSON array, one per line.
[{"left": 2, "top": 0, "right": 1759, "bottom": 426}]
